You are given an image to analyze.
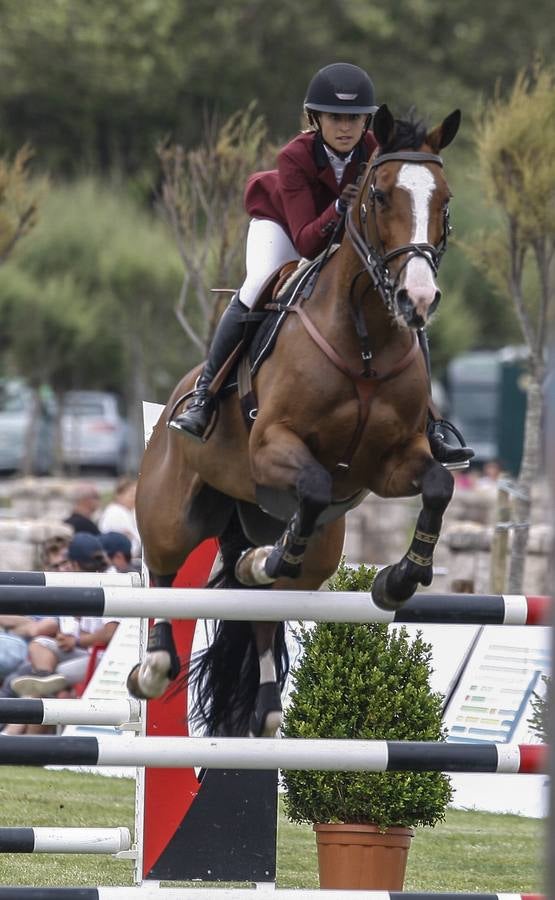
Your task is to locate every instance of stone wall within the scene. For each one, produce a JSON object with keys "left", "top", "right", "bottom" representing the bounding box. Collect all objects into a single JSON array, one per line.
[
  {"left": 344, "top": 478, "right": 553, "bottom": 595},
  {"left": 0, "top": 477, "right": 113, "bottom": 571},
  {"left": 0, "top": 475, "right": 552, "bottom": 593}
]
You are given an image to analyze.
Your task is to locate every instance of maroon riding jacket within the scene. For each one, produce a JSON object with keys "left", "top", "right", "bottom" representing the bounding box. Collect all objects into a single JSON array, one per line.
[{"left": 244, "top": 130, "right": 377, "bottom": 259}]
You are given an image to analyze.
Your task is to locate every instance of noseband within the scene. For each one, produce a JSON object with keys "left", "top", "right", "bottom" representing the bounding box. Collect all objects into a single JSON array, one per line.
[{"left": 344, "top": 150, "right": 451, "bottom": 313}]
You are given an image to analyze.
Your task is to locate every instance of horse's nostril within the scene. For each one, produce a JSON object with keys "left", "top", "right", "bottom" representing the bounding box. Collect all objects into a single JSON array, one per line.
[
  {"left": 430, "top": 290, "right": 441, "bottom": 315},
  {"left": 396, "top": 289, "right": 412, "bottom": 317}
]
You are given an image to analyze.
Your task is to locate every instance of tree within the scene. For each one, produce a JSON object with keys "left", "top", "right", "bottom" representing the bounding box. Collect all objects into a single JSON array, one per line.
[
  {"left": 0, "top": 145, "right": 40, "bottom": 263},
  {"left": 464, "top": 63, "right": 555, "bottom": 590},
  {"left": 158, "top": 105, "right": 275, "bottom": 353}
]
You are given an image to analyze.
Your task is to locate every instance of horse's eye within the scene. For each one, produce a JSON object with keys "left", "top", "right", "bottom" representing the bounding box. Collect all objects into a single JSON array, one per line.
[{"left": 373, "top": 189, "right": 387, "bottom": 207}]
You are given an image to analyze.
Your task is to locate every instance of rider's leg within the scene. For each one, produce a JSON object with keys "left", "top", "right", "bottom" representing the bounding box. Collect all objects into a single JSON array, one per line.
[
  {"left": 417, "top": 329, "right": 474, "bottom": 466},
  {"left": 170, "top": 218, "right": 299, "bottom": 441}
]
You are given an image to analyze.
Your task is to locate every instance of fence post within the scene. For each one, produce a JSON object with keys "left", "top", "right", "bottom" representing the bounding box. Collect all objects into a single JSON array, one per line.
[{"left": 489, "top": 480, "right": 511, "bottom": 593}]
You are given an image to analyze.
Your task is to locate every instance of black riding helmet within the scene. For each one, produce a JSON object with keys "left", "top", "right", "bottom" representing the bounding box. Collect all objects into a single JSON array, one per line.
[{"left": 304, "top": 63, "right": 378, "bottom": 115}]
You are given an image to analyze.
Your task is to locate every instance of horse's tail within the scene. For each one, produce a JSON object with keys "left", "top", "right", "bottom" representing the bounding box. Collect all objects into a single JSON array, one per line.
[{"left": 188, "top": 508, "right": 289, "bottom": 736}]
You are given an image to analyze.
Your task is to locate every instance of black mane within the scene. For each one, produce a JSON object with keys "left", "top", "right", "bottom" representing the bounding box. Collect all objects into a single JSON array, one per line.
[{"left": 378, "top": 114, "right": 428, "bottom": 155}]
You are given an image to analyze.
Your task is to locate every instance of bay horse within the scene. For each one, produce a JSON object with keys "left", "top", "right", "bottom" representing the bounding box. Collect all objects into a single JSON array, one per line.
[{"left": 128, "top": 104, "right": 460, "bottom": 738}]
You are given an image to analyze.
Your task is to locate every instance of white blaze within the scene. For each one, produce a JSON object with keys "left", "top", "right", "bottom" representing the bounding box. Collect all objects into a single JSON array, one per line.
[{"left": 396, "top": 163, "right": 438, "bottom": 304}]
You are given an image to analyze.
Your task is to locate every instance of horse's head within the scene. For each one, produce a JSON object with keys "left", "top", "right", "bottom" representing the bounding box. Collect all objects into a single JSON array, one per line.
[{"left": 349, "top": 104, "right": 460, "bottom": 329}]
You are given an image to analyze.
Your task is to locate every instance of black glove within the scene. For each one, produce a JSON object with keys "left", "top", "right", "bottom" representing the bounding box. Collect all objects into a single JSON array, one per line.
[{"left": 336, "top": 183, "right": 359, "bottom": 215}]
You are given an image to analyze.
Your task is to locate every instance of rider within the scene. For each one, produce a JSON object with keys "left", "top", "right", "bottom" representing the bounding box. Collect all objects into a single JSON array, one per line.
[{"left": 169, "top": 62, "right": 473, "bottom": 466}]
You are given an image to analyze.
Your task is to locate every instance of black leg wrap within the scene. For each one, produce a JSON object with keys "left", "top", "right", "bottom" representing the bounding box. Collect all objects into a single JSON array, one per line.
[
  {"left": 249, "top": 682, "right": 283, "bottom": 738},
  {"left": 147, "top": 621, "right": 181, "bottom": 681},
  {"left": 264, "top": 515, "right": 308, "bottom": 580}
]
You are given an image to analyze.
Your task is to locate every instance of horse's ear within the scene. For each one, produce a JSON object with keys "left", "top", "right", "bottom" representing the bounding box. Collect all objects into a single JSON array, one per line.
[
  {"left": 372, "top": 104, "right": 396, "bottom": 147},
  {"left": 426, "top": 109, "right": 461, "bottom": 152}
]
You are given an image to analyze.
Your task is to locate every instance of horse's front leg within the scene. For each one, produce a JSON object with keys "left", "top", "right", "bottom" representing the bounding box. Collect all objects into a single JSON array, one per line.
[
  {"left": 372, "top": 458, "right": 454, "bottom": 611},
  {"left": 249, "top": 517, "right": 345, "bottom": 737},
  {"left": 235, "top": 423, "right": 332, "bottom": 586}
]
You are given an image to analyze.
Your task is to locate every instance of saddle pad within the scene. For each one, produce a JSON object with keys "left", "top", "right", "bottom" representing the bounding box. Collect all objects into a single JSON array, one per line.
[{"left": 222, "top": 246, "right": 338, "bottom": 395}]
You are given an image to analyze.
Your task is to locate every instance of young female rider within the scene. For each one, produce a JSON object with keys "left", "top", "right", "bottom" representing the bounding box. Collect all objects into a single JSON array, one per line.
[{"left": 170, "top": 62, "right": 473, "bottom": 466}]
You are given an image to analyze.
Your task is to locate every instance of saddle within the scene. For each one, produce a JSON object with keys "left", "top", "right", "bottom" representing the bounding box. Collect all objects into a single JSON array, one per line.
[{"left": 217, "top": 249, "right": 339, "bottom": 420}]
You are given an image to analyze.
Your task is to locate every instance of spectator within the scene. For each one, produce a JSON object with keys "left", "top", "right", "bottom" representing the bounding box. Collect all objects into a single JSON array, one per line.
[
  {"left": 66, "top": 532, "right": 109, "bottom": 573},
  {"left": 11, "top": 615, "right": 120, "bottom": 698},
  {"left": 100, "top": 531, "right": 139, "bottom": 573},
  {"left": 38, "top": 534, "right": 73, "bottom": 572},
  {"left": 0, "top": 532, "right": 109, "bottom": 702},
  {"left": 0, "top": 535, "right": 66, "bottom": 684},
  {"left": 98, "top": 478, "right": 141, "bottom": 559},
  {"left": 64, "top": 483, "right": 101, "bottom": 535}
]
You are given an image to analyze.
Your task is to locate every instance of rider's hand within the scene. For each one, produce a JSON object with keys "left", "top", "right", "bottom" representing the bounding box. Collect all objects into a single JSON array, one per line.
[{"left": 335, "top": 183, "right": 359, "bottom": 215}]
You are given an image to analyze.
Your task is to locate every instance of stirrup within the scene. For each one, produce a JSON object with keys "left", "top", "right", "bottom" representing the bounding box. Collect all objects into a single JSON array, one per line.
[{"left": 428, "top": 418, "right": 474, "bottom": 471}]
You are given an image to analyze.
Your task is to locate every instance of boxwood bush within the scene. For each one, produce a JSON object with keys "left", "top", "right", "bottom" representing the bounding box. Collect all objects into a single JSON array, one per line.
[{"left": 282, "top": 560, "right": 452, "bottom": 828}]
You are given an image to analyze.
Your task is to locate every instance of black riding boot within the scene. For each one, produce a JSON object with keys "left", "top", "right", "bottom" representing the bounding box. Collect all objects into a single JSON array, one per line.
[
  {"left": 417, "top": 329, "right": 474, "bottom": 466},
  {"left": 169, "top": 294, "right": 248, "bottom": 441}
]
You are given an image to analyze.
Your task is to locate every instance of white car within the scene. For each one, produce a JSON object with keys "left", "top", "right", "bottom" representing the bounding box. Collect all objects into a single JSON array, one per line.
[
  {"left": 61, "top": 391, "right": 129, "bottom": 475},
  {"left": 0, "top": 379, "right": 57, "bottom": 475}
]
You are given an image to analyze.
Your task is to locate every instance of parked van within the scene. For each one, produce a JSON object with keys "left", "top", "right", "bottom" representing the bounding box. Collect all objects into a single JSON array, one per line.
[{"left": 446, "top": 347, "right": 528, "bottom": 475}]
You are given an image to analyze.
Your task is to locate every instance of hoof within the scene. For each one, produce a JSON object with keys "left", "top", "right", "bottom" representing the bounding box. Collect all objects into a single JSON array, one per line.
[
  {"left": 126, "top": 621, "right": 181, "bottom": 700},
  {"left": 371, "top": 565, "right": 416, "bottom": 612},
  {"left": 126, "top": 652, "right": 173, "bottom": 700},
  {"left": 249, "top": 682, "right": 283, "bottom": 738},
  {"left": 235, "top": 546, "right": 276, "bottom": 586}
]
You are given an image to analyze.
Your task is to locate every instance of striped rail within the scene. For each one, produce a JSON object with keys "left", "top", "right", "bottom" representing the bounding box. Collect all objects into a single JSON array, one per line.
[
  {"left": 0, "top": 585, "right": 548, "bottom": 624},
  {"left": 0, "top": 735, "right": 546, "bottom": 773},
  {"left": 0, "top": 888, "right": 543, "bottom": 898},
  {"left": 0, "top": 698, "right": 141, "bottom": 725},
  {"left": 0, "top": 571, "right": 142, "bottom": 587},
  {"left": 0, "top": 827, "right": 131, "bottom": 854}
]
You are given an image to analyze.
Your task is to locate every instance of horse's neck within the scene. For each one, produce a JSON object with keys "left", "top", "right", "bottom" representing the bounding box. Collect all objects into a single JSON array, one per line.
[{"left": 313, "top": 243, "right": 408, "bottom": 361}]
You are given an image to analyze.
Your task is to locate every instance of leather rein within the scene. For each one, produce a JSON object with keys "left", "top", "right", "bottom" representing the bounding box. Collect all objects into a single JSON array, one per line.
[{"left": 270, "top": 150, "right": 449, "bottom": 470}]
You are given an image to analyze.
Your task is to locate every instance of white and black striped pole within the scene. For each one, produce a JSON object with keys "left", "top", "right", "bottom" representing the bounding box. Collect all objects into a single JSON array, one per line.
[
  {"left": 0, "top": 888, "right": 544, "bottom": 898},
  {"left": 0, "top": 735, "right": 546, "bottom": 773},
  {"left": 0, "top": 571, "right": 141, "bottom": 587},
  {"left": 0, "top": 827, "right": 131, "bottom": 854},
  {"left": 0, "top": 698, "right": 141, "bottom": 726},
  {"left": 0, "top": 585, "right": 548, "bottom": 625}
]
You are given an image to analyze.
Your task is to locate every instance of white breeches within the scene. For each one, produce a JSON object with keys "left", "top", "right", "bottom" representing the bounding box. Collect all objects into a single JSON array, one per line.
[{"left": 238, "top": 218, "right": 300, "bottom": 309}]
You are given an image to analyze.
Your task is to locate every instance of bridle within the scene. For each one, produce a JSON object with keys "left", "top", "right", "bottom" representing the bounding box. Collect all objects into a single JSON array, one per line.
[{"left": 344, "top": 150, "right": 451, "bottom": 314}]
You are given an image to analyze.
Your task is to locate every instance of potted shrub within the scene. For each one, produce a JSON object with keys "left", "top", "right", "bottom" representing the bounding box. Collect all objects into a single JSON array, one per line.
[{"left": 282, "top": 559, "right": 452, "bottom": 890}]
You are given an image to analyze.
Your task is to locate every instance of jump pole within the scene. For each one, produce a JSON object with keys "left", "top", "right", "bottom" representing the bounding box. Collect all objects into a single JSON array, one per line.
[
  {"left": 0, "top": 698, "right": 141, "bottom": 726},
  {"left": 0, "top": 889, "right": 544, "bottom": 899},
  {"left": 0, "top": 827, "right": 131, "bottom": 854},
  {"left": 0, "top": 571, "right": 142, "bottom": 587},
  {"left": 0, "top": 735, "right": 546, "bottom": 773},
  {"left": 0, "top": 585, "right": 548, "bottom": 624}
]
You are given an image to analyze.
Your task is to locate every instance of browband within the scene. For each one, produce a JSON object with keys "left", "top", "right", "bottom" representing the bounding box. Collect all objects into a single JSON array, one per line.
[{"left": 370, "top": 151, "right": 443, "bottom": 169}]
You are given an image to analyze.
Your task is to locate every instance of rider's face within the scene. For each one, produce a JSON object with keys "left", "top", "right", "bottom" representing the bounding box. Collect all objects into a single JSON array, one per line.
[{"left": 319, "top": 113, "right": 366, "bottom": 154}]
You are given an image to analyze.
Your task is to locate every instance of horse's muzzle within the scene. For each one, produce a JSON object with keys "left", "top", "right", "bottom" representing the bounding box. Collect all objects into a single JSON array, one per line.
[{"left": 396, "top": 288, "right": 441, "bottom": 328}]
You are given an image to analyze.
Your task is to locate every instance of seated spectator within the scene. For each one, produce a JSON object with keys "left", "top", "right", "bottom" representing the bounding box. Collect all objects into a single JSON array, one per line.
[
  {"left": 38, "top": 534, "right": 73, "bottom": 572},
  {"left": 98, "top": 478, "right": 141, "bottom": 559},
  {"left": 0, "top": 535, "right": 66, "bottom": 685},
  {"left": 0, "top": 532, "right": 109, "bottom": 703},
  {"left": 11, "top": 615, "right": 120, "bottom": 698},
  {"left": 64, "top": 483, "right": 101, "bottom": 535},
  {"left": 66, "top": 532, "right": 109, "bottom": 573},
  {"left": 100, "top": 531, "right": 140, "bottom": 573}
]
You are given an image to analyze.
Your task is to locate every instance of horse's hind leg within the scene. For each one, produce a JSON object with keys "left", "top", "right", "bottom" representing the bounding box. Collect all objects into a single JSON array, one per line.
[{"left": 372, "top": 459, "right": 454, "bottom": 611}]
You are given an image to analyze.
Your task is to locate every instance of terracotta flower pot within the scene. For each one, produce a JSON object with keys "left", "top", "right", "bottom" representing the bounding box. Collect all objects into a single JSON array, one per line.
[{"left": 313, "top": 822, "right": 414, "bottom": 889}]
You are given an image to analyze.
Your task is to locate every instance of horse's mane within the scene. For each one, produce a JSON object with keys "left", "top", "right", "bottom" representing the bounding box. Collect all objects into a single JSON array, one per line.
[{"left": 377, "top": 113, "right": 428, "bottom": 155}]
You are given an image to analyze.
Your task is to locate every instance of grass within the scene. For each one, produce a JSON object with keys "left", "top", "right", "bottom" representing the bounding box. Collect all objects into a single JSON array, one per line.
[{"left": 0, "top": 766, "right": 545, "bottom": 891}]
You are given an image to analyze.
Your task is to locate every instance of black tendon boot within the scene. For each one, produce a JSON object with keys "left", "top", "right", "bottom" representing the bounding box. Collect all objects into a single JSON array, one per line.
[
  {"left": 417, "top": 329, "right": 474, "bottom": 467},
  {"left": 169, "top": 294, "right": 248, "bottom": 440}
]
